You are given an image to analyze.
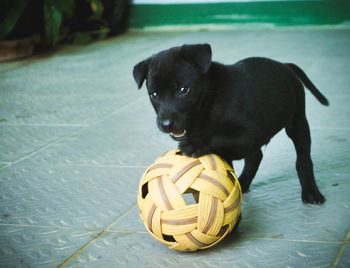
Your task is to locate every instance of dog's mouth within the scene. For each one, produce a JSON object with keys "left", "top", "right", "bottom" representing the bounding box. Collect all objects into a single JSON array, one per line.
[{"left": 170, "top": 130, "right": 187, "bottom": 141}]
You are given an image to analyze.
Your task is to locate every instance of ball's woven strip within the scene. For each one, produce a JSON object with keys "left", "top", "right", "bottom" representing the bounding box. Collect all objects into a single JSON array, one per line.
[
  {"left": 138, "top": 149, "right": 242, "bottom": 251},
  {"left": 172, "top": 160, "right": 201, "bottom": 183},
  {"left": 147, "top": 204, "right": 156, "bottom": 232},
  {"left": 158, "top": 176, "right": 173, "bottom": 210},
  {"left": 199, "top": 173, "right": 230, "bottom": 196}
]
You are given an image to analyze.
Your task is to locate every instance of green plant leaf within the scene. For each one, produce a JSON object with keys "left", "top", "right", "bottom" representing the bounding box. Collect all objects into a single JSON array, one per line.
[
  {"left": 55, "top": 0, "right": 75, "bottom": 19},
  {"left": 72, "top": 32, "right": 92, "bottom": 44},
  {"left": 90, "top": 0, "right": 104, "bottom": 18},
  {"left": 0, "top": 0, "right": 30, "bottom": 40},
  {"left": 44, "top": 1, "right": 63, "bottom": 46},
  {"left": 98, "top": 26, "right": 110, "bottom": 39}
]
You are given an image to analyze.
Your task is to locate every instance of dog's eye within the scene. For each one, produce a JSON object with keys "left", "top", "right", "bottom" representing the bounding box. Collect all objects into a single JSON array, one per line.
[
  {"left": 150, "top": 92, "right": 158, "bottom": 100},
  {"left": 178, "top": 86, "right": 190, "bottom": 97}
]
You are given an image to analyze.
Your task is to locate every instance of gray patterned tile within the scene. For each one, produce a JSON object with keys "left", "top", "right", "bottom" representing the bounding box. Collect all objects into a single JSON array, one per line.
[
  {"left": 0, "top": 126, "right": 80, "bottom": 163},
  {"left": 0, "top": 225, "right": 97, "bottom": 268},
  {"left": 63, "top": 231, "right": 340, "bottom": 268},
  {"left": 27, "top": 101, "right": 177, "bottom": 167},
  {"left": 0, "top": 163, "right": 141, "bottom": 229},
  {"left": 0, "top": 28, "right": 349, "bottom": 268}
]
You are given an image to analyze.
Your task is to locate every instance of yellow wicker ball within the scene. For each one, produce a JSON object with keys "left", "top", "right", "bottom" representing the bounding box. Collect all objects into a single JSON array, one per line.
[{"left": 137, "top": 149, "right": 242, "bottom": 252}]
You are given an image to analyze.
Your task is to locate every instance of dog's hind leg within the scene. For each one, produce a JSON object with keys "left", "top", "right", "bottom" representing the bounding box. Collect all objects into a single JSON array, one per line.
[
  {"left": 285, "top": 116, "right": 325, "bottom": 204},
  {"left": 238, "top": 149, "right": 263, "bottom": 193}
]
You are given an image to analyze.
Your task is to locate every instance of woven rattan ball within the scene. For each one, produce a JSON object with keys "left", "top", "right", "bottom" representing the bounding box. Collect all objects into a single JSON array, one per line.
[{"left": 137, "top": 149, "right": 242, "bottom": 252}]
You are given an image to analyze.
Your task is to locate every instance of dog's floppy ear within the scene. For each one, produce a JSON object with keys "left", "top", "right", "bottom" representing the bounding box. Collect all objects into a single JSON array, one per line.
[
  {"left": 180, "top": 44, "right": 212, "bottom": 73},
  {"left": 133, "top": 58, "right": 150, "bottom": 89}
]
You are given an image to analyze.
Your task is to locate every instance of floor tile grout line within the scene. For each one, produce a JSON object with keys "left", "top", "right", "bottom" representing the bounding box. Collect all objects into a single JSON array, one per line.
[
  {"left": 331, "top": 228, "right": 350, "bottom": 268},
  {"left": 94, "top": 97, "right": 145, "bottom": 125},
  {"left": 0, "top": 97, "right": 145, "bottom": 171},
  {"left": 0, "top": 206, "right": 140, "bottom": 232},
  {"left": 251, "top": 237, "right": 343, "bottom": 245},
  {"left": 18, "top": 163, "right": 149, "bottom": 168},
  {"left": 0, "top": 223, "right": 104, "bottom": 232},
  {"left": 0, "top": 221, "right": 345, "bottom": 246},
  {"left": 0, "top": 127, "right": 83, "bottom": 171},
  {"left": 101, "top": 230, "right": 346, "bottom": 245},
  {"left": 0, "top": 123, "right": 90, "bottom": 127},
  {"left": 57, "top": 204, "right": 137, "bottom": 268},
  {"left": 0, "top": 222, "right": 149, "bottom": 235},
  {"left": 57, "top": 230, "right": 106, "bottom": 268}
]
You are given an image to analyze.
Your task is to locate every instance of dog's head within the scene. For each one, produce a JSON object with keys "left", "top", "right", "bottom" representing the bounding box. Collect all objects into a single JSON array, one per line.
[{"left": 133, "top": 44, "right": 212, "bottom": 141}]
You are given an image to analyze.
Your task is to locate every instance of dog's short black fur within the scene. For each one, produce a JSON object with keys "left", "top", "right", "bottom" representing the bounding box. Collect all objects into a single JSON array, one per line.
[{"left": 133, "top": 44, "right": 329, "bottom": 204}]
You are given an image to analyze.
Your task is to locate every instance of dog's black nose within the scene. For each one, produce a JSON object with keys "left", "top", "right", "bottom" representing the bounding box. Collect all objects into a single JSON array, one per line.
[{"left": 160, "top": 119, "right": 173, "bottom": 132}]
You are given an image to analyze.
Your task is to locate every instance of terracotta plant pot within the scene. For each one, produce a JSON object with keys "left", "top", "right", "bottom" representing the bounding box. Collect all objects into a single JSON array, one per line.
[{"left": 0, "top": 34, "right": 40, "bottom": 62}]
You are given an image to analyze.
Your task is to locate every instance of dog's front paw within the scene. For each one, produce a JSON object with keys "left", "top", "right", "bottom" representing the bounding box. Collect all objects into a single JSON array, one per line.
[
  {"left": 179, "top": 140, "right": 209, "bottom": 158},
  {"left": 179, "top": 142, "right": 196, "bottom": 156},
  {"left": 191, "top": 148, "right": 210, "bottom": 158}
]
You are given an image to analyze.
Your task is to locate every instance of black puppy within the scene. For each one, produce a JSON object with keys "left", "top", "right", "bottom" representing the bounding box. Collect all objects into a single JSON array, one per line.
[{"left": 133, "top": 44, "right": 329, "bottom": 204}]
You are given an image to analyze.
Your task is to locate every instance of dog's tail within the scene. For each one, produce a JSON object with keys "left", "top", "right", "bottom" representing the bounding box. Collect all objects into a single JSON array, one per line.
[{"left": 286, "top": 63, "right": 329, "bottom": 106}]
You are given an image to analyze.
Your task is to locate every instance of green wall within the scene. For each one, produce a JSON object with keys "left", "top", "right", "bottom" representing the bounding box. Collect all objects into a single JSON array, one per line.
[{"left": 130, "top": 1, "right": 350, "bottom": 29}]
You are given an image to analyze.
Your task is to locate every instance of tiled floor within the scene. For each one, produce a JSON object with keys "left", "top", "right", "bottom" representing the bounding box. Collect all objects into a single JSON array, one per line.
[{"left": 0, "top": 28, "right": 349, "bottom": 267}]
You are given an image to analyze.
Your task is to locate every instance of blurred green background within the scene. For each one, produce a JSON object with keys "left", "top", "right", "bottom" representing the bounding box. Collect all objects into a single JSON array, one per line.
[
  {"left": 0, "top": 0, "right": 131, "bottom": 46},
  {"left": 130, "top": 0, "right": 350, "bottom": 29},
  {"left": 1, "top": 0, "right": 349, "bottom": 47}
]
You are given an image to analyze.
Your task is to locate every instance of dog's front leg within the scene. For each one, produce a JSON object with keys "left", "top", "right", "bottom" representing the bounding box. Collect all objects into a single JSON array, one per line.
[{"left": 238, "top": 149, "right": 263, "bottom": 192}]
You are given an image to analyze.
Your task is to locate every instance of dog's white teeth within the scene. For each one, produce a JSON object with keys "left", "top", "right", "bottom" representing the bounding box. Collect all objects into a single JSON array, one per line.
[{"left": 170, "top": 129, "right": 187, "bottom": 138}]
